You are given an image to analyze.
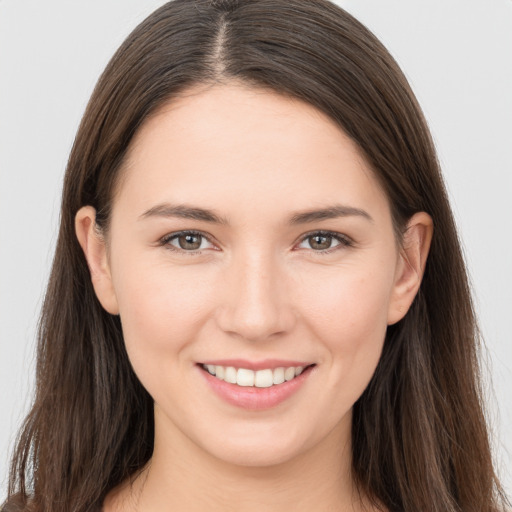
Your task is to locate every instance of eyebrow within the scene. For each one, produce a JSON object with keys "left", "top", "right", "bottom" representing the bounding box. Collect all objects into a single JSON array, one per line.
[
  {"left": 139, "top": 203, "right": 229, "bottom": 224},
  {"left": 139, "top": 203, "right": 373, "bottom": 225},
  {"left": 288, "top": 205, "right": 373, "bottom": 225}
]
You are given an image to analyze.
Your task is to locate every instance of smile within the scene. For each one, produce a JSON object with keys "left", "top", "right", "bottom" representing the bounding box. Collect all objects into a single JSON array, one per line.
[
  {"left": 201, "top": 364, "right": 308, "bottom": 388},
  {"left": 198, "top": 361, "right": 316, "bottom": 410}
]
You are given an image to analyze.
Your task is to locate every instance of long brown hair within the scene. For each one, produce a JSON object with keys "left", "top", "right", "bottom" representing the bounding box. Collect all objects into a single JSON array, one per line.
[{"left": 4, "top": 1, "right": 509, "bottom": 511}]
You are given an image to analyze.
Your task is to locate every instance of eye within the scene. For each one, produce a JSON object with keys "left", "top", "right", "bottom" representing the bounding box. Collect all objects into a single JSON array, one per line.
[
  {"left": 160, "top": 231, "right": 216, "bottom": 253},
  {"left": 296, "top": 231, "right": 353, "bottom": 253}
]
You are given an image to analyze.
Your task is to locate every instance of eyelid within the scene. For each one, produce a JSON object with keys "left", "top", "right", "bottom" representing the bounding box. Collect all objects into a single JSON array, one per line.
[
  {"left": 158, "top": 229, "right": 354, "bottom": 255},
  {"left": 294, "top": 230, "right": 354, "bottom": 254},
  {"left": 159, "top": 230, "right": 219, "bottom": 254}
]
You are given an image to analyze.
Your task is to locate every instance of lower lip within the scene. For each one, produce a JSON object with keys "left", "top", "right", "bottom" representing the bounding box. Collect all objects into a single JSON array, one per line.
[{"left": 198, "top": 365, "right": 314, "bottom": 411}]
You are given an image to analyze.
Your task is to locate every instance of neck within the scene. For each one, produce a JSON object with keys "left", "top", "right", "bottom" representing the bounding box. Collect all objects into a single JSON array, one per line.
[{"left": 105, "top": 410, "right": 370, "bottom": 512}]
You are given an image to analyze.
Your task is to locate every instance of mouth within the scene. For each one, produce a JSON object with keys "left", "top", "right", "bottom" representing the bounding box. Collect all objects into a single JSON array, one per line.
[
  {"left": 197, "top": 361, "right": 316, "bottom": 410},
  {"left": 199, "top": 363, "right": 315, "bottom": 388}
]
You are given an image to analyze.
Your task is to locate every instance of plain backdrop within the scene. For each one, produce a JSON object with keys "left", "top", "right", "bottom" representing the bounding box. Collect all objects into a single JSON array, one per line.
[{"left": 1, "top": 0, "right": 511, "bottom": 500}]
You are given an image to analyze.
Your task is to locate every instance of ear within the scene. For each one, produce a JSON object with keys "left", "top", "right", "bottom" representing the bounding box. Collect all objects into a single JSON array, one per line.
[
  {"left": 387, "top": 212, "right": 433, "bottom": 325},
  {"left": 75, "top": 206, "right": 119, "bottom": 315}
]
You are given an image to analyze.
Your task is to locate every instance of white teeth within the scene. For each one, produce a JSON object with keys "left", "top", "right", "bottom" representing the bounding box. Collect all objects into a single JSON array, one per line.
[
  {"left": 224, "top": 366, "right": 237, "bottom": 384},
  {"left": 273, "top": 367, "right": 285, "bottom": 385},
  {"left": 215, "top": 365, "right": 225, "bottom": 380},
  {"left": 254, "top": 369, "right": 273, "bottom": 388},
  {"left": 284, "top": 367, "right": 295, "bottom": 381},
  {"left": 202, "top": 364, "right": 309, "bottom": 387},
  {"left": 237, "top": 368, "right": 255, "bottom": 387}
]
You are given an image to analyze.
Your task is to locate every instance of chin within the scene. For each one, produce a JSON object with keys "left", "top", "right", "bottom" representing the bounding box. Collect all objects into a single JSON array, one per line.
[
  {"left": 210, "top": 440, "right": 306, "bottom": 468},
  {"left": 194, "top": 420, "right": 323, "bottom": 469}
]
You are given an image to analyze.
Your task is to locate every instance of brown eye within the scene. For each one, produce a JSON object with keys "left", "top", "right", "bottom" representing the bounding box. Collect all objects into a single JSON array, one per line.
[
  {"left": 296, "top": 231, "right": 352, "bottom": 253},
  {"left": 162, "top": 231, "right": 215, "bottom": 253},
  {"left": 308, "top": 234, "right": 334, "bottom": 250},
  {"left": 177, "top": 233, "right": 203, "bottom": 250}
]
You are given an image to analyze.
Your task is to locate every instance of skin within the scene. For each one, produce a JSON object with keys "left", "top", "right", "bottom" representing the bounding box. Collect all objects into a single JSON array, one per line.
[{"left": 76, "top": 82, "right": 432, "bottom": 512}]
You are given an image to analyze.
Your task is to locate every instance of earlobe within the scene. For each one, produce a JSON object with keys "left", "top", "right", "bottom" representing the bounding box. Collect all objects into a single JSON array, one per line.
[
  {"left": 387, "top": 212, "right": 433, "bottom": 325},
  {"left": 75, "top": 206, "right": 119, "bottom": 315}
]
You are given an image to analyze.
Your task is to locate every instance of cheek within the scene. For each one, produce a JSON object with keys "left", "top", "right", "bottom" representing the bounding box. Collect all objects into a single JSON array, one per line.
[
  {"left": 111, "top": 256, "right": 217, "bottom": 380},
  {"left": 300, "top": 263, "right": 393, "bottom": 337},
  {"left": 296, "top": 263, "right": 394, "bottom": 386}
]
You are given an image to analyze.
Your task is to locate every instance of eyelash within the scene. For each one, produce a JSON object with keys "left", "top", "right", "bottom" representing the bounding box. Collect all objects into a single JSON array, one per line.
[
  {"left": 159, "top": 230, "right": 216, "bottom": 256},
  {"left": 158, "top": 230, "right": 354, "bottom": 256},
  {"left": 296, "top": 230, "right": 354, "bottom": 254}
]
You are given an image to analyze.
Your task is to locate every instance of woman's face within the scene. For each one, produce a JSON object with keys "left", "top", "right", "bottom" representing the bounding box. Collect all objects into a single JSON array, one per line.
[{"left": 79, "top": 83, "right": 426, "bottom": 468}]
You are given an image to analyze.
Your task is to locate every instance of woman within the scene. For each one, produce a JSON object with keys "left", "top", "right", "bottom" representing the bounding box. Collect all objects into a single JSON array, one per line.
[{"left": 3, "top": 0, "right": 509, "bottom": 510}]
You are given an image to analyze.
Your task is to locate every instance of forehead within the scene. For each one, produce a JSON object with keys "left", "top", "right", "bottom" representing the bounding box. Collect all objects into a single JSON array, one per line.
[{"left": 115, "top": 82, "right": 389, "bottom": 224}]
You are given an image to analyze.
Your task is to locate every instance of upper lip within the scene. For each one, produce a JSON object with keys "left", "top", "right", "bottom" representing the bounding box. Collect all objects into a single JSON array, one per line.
[{"left": 199, "top": 359, "right": 314, "bottom": 371}]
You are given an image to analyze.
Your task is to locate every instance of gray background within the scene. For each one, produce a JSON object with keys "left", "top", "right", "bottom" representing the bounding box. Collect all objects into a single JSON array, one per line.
[{"left": 1, "top": 0, "right": 511, "bottom": 498}]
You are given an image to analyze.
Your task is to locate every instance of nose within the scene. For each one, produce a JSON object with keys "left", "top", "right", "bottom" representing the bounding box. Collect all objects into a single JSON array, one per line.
[{"left": 215, "top": 251, "right": 296, "bottom": 343}]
